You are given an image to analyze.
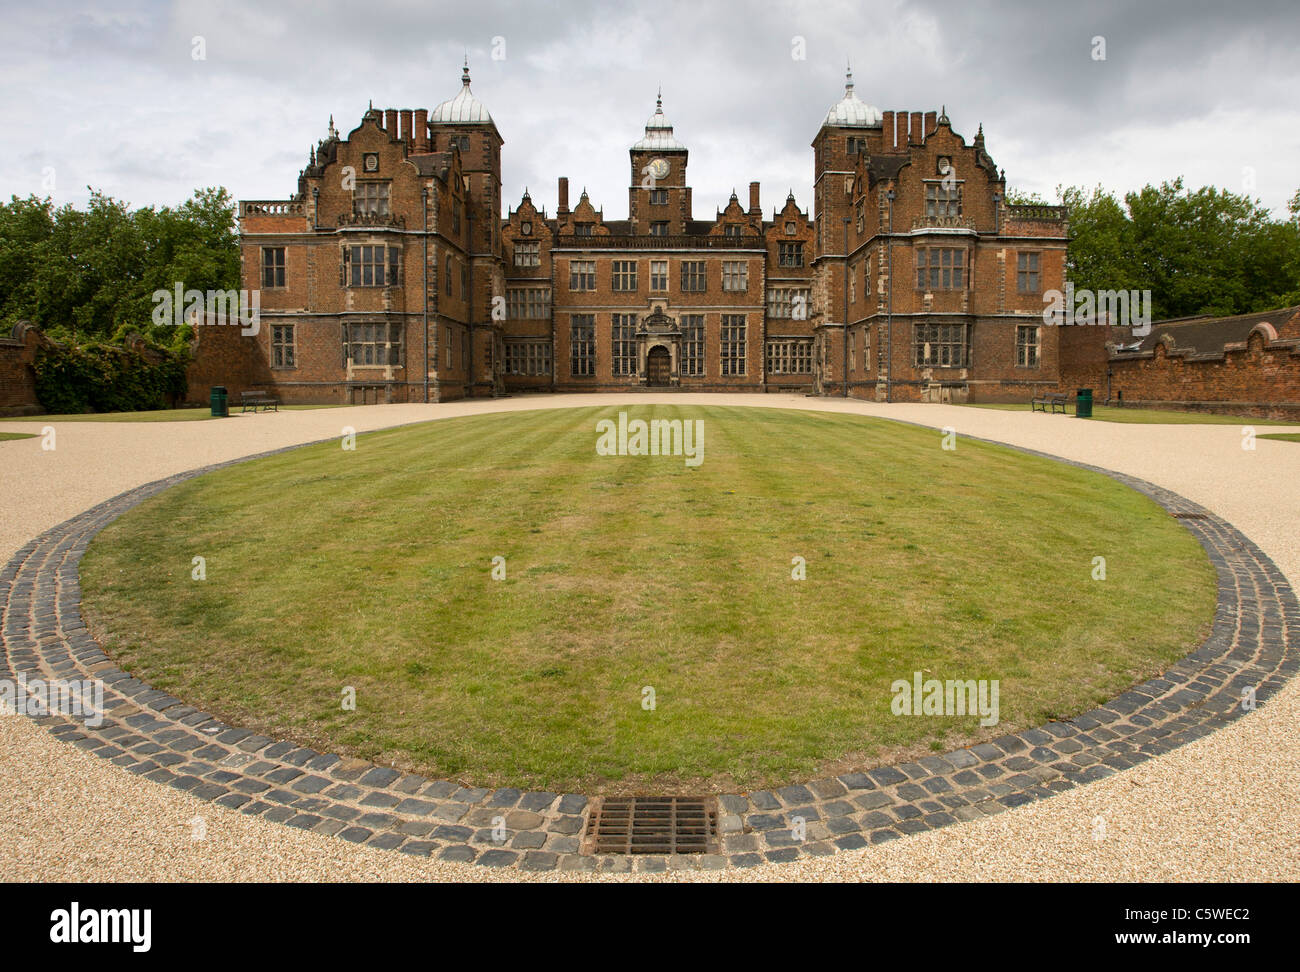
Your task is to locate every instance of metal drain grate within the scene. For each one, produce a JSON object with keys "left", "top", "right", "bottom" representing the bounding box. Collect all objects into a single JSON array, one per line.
[{"left": 585, "top": 797, "right": 719, "bottom": 855}]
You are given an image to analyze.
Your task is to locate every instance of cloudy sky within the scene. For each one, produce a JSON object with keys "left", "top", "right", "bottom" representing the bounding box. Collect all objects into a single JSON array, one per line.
[{"left": 4, "top": 0, "right": 1298, "bottom": 221}]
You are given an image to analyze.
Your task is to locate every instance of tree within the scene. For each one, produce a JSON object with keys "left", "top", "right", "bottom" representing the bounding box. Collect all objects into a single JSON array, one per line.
[
  {"left": 1054, "top": 178, "right": 1300, "bottom": 320},
  {"left": 0, "top": 186, "right": 239, "bottom": 346}
]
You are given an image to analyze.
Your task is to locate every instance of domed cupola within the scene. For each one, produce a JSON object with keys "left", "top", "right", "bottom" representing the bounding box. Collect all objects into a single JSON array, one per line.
[
  {"left": 822, "top": 67, "right": 882, "bottom": 128},
  {"left": 631, "top": 90, "right": 687, "bottom": 152},
  {"left": 431, "top": 60, "right": 494, "bottom": 125}
]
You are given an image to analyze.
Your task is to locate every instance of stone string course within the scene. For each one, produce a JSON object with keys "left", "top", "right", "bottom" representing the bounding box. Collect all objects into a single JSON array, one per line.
[{"left": 1, "top": 442, "right": 1296, "bottom": 873}]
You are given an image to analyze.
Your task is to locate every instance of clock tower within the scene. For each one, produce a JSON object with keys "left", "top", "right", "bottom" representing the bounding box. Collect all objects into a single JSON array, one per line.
[{"left": 628, "top": 91, "right": 690, "bottom": 235}]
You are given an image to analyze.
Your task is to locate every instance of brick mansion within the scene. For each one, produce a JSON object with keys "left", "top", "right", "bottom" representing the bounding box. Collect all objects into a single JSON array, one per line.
[{"left": 227, "top": 64, "right": 1078, "bottom": 404}]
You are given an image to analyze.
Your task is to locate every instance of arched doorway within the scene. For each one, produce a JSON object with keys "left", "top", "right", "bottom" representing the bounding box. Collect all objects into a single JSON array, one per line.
[{"left": 646, "top": 345, "right": 671, "bottom": 386}]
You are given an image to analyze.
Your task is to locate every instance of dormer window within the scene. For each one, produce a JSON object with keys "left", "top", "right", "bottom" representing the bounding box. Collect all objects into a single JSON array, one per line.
[
  {"left": 575, "top": 223, "right": 593, "bottom": 236},
  {"left": 725, "top": 224, "right": 741, "bottom": 238}
]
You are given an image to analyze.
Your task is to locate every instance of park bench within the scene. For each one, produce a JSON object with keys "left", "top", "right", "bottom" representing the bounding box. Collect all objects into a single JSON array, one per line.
[
  {"left": 1031, "top": 392, "right": 1069, "bottom": 414},
  {"left": 239, "top": 390, "right": 280, "bottom": 413}
]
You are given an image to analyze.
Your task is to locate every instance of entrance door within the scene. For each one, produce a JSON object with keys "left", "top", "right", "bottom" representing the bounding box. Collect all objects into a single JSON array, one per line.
[{"left": 646, "top": 346, "right": 671, "bottom": 386}]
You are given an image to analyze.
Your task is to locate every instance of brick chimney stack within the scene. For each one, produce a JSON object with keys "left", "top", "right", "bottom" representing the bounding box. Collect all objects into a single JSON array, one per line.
[
  {"left": 749, "top": 182, "right": 760, "bottom": 215},
  {"left": 923, "top": 111, "right": 936, "bottom": 141},
  {"left": 909, "top": 112, "right": 923, "bottom": 145},
  {"left": 385, "top": 108, "right": 398, "bottom": 137},
  {"left": 558, "top": 176, "right": 569, "bottom": 213},
  {"left": 400, "top": 109, "right": 413, "bottom": 147},
  {"left": 413, "top": 109, "right": 428, "bottom": 151},
  {"left": 881, "top": 111, "right": 895, "bottom": 151}
]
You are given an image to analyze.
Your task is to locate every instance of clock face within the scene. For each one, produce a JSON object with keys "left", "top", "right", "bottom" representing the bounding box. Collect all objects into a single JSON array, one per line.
[{"left": 648, "top": 158, "right": 670, "bottom": 181}]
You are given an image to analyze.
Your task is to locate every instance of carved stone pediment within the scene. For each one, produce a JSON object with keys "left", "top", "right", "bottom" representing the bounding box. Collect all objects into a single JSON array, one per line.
[{"left": 638, "top": 305, "right": 679, "bottom": 334}]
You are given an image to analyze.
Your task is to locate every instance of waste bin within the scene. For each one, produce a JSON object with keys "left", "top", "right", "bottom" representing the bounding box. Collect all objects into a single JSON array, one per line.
[
  {"left": 1075, "top": 387, "right": 1093, "bottom": 419},
  {"left": 209, "top": 386, "right": 228, "bottom": 418}
]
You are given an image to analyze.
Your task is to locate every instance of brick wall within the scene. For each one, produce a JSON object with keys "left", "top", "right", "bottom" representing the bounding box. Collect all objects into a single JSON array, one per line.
[
  {"left": 1100, "top": 332, "right": 1300, "bottom": 419},
  {"left": 0, "top": 322, "right": 47, "bottom": 415},
  {"left": 184, "top": 317, "right": 270, "bottom": 404}
]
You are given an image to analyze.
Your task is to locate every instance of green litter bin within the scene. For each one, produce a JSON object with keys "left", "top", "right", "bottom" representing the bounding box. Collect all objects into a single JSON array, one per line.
[
  {"left": 1075, "top": 387, "right": 1093, "bottom": 419},
  {"left": 209, "top": 385, "right": 228, "bottom": 417}
]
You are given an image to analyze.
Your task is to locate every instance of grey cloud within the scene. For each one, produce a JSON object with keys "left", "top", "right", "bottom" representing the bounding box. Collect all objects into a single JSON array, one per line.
[{"left": 2, "top": 0, "right": 1296, "bottom": 217}]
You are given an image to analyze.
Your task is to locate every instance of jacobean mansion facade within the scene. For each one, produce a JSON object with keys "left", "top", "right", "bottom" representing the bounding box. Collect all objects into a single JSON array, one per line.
[{"left": 232, "top": 65, "right": 1074, "bottom": 404}]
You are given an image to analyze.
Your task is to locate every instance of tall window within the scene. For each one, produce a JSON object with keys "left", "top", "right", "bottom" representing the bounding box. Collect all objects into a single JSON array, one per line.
[
  {"left": 721, "top": 315, "right": 746, "bottom": 376},
  {"left": 612, "top": 260, "right": 638, "bottom": 291},
  {"left": 261, "top": 247, "right": 286, "bottom": 288},
  {"left": 847, "top": 136, "right": 867, "bottom": 155},
  {"left": 916, "top": 248, "right": 965, "bottom": 290},
  {"left": 722, "top": 260, "right": 748, "bottom": 292},
  {"left": 849, "top": 332, "right": 856, "bottom": 372},
  {"left": 1017, "top": 325, "right": 1040, "bottom": 367},
  {"left": 612, "top": 314, "right": 637, "bottom": 375},
  {"left": 680, "top": 260, "right": 706, "bottom": 292},
  {"left": 353, "top": 183, "right": 390, "bottom": 216},
  {"left": 513, "top": 241, "right": 540, "bottom": 267},
  {"left": 1017, "top": 252, "right": 1041, "bottom": 293},
  {"left": 271, "top": 324, "right": 294, "bottom": 367},
  {"left": 863, "top": 326, "right": 871, "bottom": 372},
  {"left": 649, "top": 189, "right": 668, "bottom": 205},
  {"left": 452, "top": 198, "right": 462, "bottom": 234},
  {"left": 571, "top": 315, "right": 595, "bottom": 377},
  {"left": 345, "top": 322, "right": 401, "bottom": 366},
  {"left": 570, "top": 260, "right": 595, "bottom": 291},
  {"left": 681, "top": 314, "right": 704, "bottom": 377},
  {"left": 506, "top": 288, "right": 551, "bottom": 319},
  {"left": 345, "top": 245, "right": 399, "bottom": 287},
  {"left": 924, "top": 183, "right": 961, "bottom": 218},
  {"left": 778, "top": 242, "right": 804, "bottom": 267},
  {"left": 913, "top": 322, "right": 969, "bottom": 368},
  {"left": 650, "top": 260, "right": 668, "bottom": 292},
  {"left": 766, "top": 339, "right": 812, "bottom": 374},
  {"left": 461, "top": 263, "right": 468, "bottom": 298},
  {"left": 445, "top": 254, "right": 453, "bottom": 294}
]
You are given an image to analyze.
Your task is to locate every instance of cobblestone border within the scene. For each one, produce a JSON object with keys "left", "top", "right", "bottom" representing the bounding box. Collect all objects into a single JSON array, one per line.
[{"left": 1, "top": 432, "right": 1296, "bottom": 873}]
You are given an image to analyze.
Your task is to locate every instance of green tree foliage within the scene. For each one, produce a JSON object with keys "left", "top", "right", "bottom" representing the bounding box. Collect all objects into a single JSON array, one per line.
[
  {"left": 0, "top": 187, "right": 239, "bottom": 348},
  {"left": 1016, "top": 179, "right": 1300, "bottom": 320}
]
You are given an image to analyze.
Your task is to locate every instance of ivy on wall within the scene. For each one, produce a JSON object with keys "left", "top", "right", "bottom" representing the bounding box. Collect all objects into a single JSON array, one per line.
[{"left": 34, "top": 342, "right": 189, "bottom": 414}]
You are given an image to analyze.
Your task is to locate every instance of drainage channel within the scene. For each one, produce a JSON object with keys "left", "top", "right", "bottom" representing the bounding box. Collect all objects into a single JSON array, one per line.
[{"left": 584, "top": 797, "right": 720, "bottom": 855}]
